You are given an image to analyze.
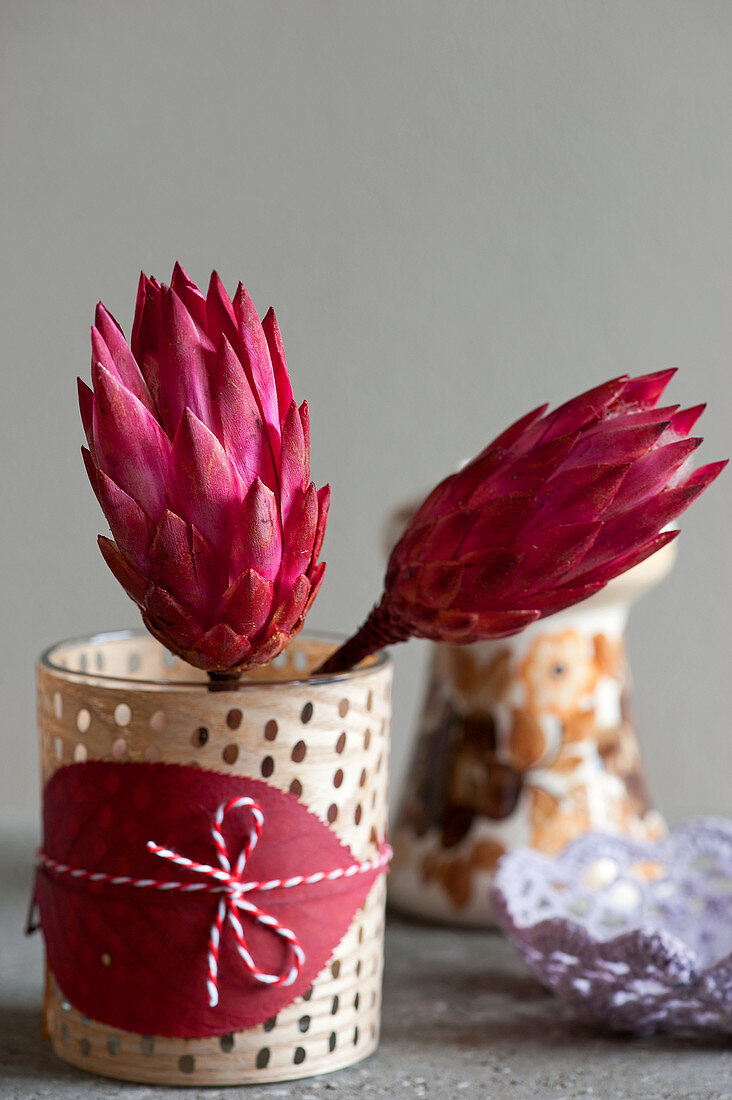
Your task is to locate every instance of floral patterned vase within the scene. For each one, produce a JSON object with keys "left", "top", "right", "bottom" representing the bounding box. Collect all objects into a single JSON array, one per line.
[{"left": 388, "top": 539, "right": 674, "bottom": 927}]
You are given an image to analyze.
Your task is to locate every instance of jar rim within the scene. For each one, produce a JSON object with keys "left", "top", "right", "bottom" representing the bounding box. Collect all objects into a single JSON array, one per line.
[{"left": 38, "top": 628, "right": 391, "bottom": 690}]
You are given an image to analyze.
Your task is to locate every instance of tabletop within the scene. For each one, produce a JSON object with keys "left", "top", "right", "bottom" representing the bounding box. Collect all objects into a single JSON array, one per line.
[{"left": 2, "top": 832, "right": 730, "bottom": 1100}]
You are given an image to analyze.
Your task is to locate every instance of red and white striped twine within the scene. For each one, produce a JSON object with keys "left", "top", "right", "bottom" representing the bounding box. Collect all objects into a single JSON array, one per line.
[{"left": 37, "top": 794, "right": 391, "bottom": 1009}]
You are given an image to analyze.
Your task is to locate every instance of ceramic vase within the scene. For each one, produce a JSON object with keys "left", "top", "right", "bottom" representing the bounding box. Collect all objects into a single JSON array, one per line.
[{"left": 388, "top": 544, "right": 674, "bottom": 926}]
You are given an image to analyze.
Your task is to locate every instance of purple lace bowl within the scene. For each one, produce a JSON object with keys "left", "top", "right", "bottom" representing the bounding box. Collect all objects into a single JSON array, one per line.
[{"left": 492, "top": 820, "right": 732, "bottom": 1036}]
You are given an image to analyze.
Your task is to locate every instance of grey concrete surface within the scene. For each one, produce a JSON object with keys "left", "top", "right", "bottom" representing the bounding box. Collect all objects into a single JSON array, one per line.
[{"left": 2, "top": 834, "right": 731, "bottom": 1100}]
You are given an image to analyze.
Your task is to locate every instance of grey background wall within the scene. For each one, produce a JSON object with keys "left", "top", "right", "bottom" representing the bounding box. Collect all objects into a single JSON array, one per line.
[{"left": 1, "top": 1, "right": 730, "bottom": 833}]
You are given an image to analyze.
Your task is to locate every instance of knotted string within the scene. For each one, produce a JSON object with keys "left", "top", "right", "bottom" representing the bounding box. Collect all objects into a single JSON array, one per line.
[{"left": 148, "top": 795, "right": 304, "bottom": 1007}]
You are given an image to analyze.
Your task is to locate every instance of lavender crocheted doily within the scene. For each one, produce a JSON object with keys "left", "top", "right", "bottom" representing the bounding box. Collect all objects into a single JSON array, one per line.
[{"left": 492, "top": 820, "right": 732, "bottom": 1035}]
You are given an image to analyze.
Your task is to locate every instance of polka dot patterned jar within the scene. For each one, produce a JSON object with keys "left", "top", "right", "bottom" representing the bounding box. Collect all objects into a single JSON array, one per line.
[{"left": 37, "top": 631, "right": 392, "bottom": 1086}]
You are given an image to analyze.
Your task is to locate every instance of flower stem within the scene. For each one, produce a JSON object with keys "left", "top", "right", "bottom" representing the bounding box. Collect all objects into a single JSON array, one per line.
[
  {"left": 207, "top": 669, "right": 243, "bottom": 692},
  {"left": 315, "top": 602, "right": 410, "bottom": 675}
]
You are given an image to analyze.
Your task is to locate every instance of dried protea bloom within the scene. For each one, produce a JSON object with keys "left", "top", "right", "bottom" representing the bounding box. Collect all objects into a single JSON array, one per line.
[
  {"left": 79, "top": 265, "right": 330, "bottom": 676},
  {"left": 319, "top": 371, "right": 725, "bottom": 674}
]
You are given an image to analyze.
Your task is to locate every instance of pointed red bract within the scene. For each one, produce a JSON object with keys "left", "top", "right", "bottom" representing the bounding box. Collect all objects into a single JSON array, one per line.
[
  {"left": 81, "top": 267, "right": 329, "bottom": 673},
  {"left": 262, "top": 306, "right": 294, "bottom": 428}
]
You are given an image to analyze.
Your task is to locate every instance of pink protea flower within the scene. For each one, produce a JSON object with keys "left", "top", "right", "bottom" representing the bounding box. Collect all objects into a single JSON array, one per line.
[
  {"left": 319, "top": 371, "right": 725, "bottom": 673},
  {"left": 79, "top": 264, "right": 330, "bottom": 676}
]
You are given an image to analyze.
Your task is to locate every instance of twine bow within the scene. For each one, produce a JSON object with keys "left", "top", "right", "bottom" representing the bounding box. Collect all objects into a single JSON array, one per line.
[{"left": 148, "top": 795, "right": 304, "bottom": 1007}]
